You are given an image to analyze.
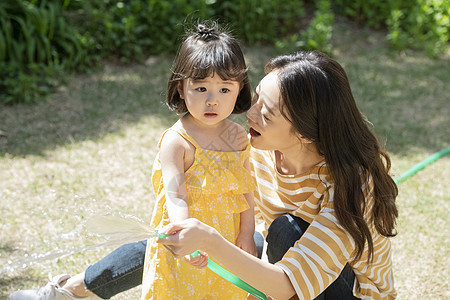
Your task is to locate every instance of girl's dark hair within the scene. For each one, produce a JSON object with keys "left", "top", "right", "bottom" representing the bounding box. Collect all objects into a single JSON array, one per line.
[
  {"left": 167, "top": 22, "right": 251, "bottom": 114},
  {"left": 265, "top": 51, "right": 398, "bottom": 263}
]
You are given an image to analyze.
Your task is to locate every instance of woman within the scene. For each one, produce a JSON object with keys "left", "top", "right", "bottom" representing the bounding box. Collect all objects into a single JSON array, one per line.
[{"left": 9, "top": 51, "right": 398, "bottom": 300}]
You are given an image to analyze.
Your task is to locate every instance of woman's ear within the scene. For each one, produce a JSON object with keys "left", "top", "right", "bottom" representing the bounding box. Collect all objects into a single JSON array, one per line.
[
  {"left": 177, "top": 82, "right": 184, "bottom": 99},
  {"left": 298, "top": 135, "right": 313, "bottom": 144}
]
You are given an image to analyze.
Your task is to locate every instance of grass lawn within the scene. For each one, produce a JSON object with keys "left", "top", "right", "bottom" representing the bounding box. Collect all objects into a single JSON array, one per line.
[{"left": 1, "top": 20, "right": 449, "bottom": 299}]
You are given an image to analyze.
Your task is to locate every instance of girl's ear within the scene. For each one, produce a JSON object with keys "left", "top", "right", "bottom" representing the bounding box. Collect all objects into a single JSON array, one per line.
[{"left": 177, "top": 82, "right": 184, "bottom": 99}]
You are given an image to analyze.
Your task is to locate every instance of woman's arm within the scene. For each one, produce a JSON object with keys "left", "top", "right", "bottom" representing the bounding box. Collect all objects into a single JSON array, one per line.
[
  {"left": 159, "top": 131, "right": 190, "bottom": 222},
  {"left": 158, "top": 218, "right": 296, "bottom": 299}
]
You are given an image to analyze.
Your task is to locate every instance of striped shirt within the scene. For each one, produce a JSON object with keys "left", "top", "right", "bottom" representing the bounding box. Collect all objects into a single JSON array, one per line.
[{"left": 250, "top": 148, "right": 396, "bottom": 300}]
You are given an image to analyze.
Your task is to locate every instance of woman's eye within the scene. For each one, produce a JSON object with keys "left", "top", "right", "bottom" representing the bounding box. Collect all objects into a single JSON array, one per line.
[
  {"left": 196, "top": 87, "right": 207, "bottom": 92},
  {"left": 220, "top": 88, "right": 230, "bottom": 93},
  {"left": 263, "top": 115, "right": 270, "bottom": 121}
]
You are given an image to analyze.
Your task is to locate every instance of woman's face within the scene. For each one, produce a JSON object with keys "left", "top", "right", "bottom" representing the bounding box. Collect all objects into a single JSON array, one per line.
[{"left": 246, "top": 71, "right": 301, "bottom": 151}]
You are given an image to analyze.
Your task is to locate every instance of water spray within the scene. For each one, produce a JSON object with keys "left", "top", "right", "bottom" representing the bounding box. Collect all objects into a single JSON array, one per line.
[{"left": 86, "top": 215, "right": 268, "bottom": 300}]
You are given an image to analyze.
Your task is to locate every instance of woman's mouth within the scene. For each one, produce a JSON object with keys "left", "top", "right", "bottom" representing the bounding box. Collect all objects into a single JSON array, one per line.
[{"left": 249, "top": 127, "right": 261, "bottom": 137}]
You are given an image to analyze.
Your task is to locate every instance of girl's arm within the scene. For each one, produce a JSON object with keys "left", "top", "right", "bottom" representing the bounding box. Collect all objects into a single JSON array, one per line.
[
  {"left": 159, "top": 219, "right": 296, "bottom": 299},
  {"left": 159, "top": 131, "right": 190, "bottom": 223},
  {"left": 236, "top": 157, "right": 256, "bottom": 255}
]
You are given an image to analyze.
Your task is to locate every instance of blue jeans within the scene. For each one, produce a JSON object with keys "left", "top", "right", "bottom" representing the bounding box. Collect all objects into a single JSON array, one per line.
[
  {"left": 266, "top": 214, "right": 358, "bottom": 300},
  {"left": 84, "top": 215, "right": 357, "bottom": 299},
  {"left": 84, "top": 240, "right": 147, "bottom": 298}
]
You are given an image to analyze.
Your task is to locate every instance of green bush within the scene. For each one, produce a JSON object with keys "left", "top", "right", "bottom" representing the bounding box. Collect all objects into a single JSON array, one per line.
[
  {"left": 332, "top": 0, "right": 391, "bottom": 29},
  {"left": 212, "top": 0, "right": 305, "bottom": 43},
  {"left": 2, "top": 0, "right": 448, "bottom": 104},
  {"left": 333, "top": 0, "right": 449, "bottom": 57},
  {"left": 0, "top": 0, "right": 84, "bottom": 104},
  {"left": 275, "top": 0, "right": 334, "bottom": 55},
  {"left": 387, "top": 0, "right": 449, "bottom": 56},
  {"left": 68, "top": 0, "right": 306, "bottom": 61},
  {"left": 1, "top": 0, "right": 312, "bottom": 104},
  {"left": 67, "top": 0, "right": 215, "bottom": 62},
  {"left": 0, "top": 61, "right": 62, "bottom": 104}
]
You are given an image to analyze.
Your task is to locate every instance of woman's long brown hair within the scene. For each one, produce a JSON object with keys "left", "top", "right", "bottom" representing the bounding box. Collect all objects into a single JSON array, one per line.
[{"left": 266, "top": 51, "right": 398, "bottom": 262}]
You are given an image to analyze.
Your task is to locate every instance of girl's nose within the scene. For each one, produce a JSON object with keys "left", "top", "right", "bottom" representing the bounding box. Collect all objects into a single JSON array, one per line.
[{"left": 206, "top": 94, "right": 218, "bottom": 106}]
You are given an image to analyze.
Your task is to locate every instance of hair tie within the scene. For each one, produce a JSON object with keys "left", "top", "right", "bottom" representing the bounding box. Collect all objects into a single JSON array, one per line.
[{"left": 197, "top": 24, "right": 216, "bottom": 38}]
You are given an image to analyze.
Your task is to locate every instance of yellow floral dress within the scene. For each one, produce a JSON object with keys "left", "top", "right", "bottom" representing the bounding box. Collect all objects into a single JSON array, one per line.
[{"left": 141, "top": 124, "right": 255, "bottom": 300}]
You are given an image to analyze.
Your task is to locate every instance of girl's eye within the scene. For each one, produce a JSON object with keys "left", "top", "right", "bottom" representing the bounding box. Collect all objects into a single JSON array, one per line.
[
  {"left": 196, "top": 87, "right": 207, "bottom": 92},
  {"left": 263, "top": 115, "right": 270, "bottom": 121},
  {"left": 220, "top": 88, "right": 230, "bottom": 93}
]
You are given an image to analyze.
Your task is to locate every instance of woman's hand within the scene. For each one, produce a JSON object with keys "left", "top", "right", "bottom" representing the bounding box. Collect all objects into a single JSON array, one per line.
[
  {"left": 236, "top": 232, "right": 257, "bottom": 257},
  {"left": 159, "top": 219, "right": 294, "bottom": 299},
  {"left": 157, "top": 218, "right": 217, "bottom": 258}
]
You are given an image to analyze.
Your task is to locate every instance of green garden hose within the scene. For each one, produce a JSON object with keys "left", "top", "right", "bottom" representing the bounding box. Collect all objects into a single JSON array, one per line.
[
  {"left": 394, "top": 147, "right": 450, "bottom": 184},
  {"left": 190, "top": 250, "right": 268, "bottom": 300}
]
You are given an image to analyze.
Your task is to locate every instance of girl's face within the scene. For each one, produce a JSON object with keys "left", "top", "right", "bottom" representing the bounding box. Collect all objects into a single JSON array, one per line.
[
  {"left": 178, "top": 75, "right": 240, "bottom": 127},
  {"left": 247, "top": 71, "right": 301, "bottom": 151}
]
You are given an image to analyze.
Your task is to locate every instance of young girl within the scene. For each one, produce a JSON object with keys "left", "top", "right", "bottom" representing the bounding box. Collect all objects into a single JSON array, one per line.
[{"left": 141, "top": 23, "right": 256, "bottom": 299}]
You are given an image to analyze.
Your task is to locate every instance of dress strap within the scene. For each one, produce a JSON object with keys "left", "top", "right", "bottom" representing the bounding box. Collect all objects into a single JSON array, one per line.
[{"left": 157, "top": 121, "right": 200, "bottom": 149}]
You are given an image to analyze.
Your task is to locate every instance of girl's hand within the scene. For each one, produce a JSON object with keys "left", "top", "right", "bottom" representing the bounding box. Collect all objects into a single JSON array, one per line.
[
  {"left": 236, "top": 232, "right": 257, "bottom": 257},
  {"left": 157, "top": 218, "right": 217, "bottom": 258},
  {"left": 184, "top": 251, "right": 209, "bottom": 269}
]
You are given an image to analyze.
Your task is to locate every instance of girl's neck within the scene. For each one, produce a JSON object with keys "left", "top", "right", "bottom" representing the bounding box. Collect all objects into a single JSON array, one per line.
[
  {"left": 275, "top": 144, "right": 324, "bottom": 176},
  {"left": 180, "top": 114, "right": 237, "bottom": 151}
]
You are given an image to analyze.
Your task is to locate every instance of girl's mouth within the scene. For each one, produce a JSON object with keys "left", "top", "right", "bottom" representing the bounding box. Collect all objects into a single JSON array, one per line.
[
  {"left": 249, "top": 127, "right": 261, "bottom": 137},
  {"left": 204, "top": 112, "right": 218, "bottom": 118}
]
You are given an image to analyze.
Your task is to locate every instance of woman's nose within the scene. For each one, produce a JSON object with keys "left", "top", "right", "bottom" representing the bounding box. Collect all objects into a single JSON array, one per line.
[{"left": 246, "top": 103, "right": 259, "bottom": 121}]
